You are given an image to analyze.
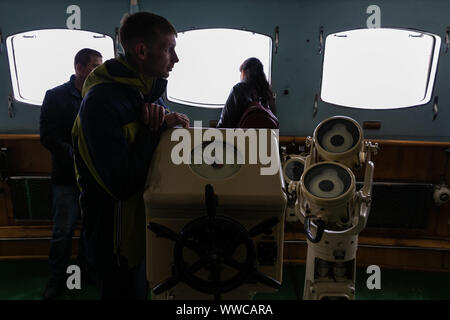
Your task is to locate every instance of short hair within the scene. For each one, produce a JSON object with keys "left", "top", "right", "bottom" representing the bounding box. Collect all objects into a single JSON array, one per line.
[
  {"left": 119, "top": 12, "right": 177, "bottom": 53},
  {"left": 74, "top": 48, "right": 102, "bottom": 66}
]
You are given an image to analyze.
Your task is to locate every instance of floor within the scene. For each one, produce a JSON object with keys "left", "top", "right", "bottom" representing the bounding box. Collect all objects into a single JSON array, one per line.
[{"left": 0, "top": 260, "right": 449, "bottom": 300}]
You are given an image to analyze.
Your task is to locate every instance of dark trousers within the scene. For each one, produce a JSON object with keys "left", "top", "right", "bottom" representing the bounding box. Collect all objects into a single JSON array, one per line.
[
  {"left": 48, "top": 184, "right": 89, "bottom": 280},
  {"left": 98, "top": 256, "right": 148, "bottom": 300}
]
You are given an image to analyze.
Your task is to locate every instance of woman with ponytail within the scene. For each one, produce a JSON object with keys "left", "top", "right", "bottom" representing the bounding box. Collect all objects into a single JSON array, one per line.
[{"left": 217, "top": 57, "right": 276, "bottom": 128}]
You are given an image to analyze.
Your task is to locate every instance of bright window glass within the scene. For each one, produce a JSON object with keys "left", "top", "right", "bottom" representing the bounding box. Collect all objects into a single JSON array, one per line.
[
  {"left": 6, "top": 29, "right": 115, "bottom": 106},
  {"left": 167, "top": 28, "right": 272, "bottom": 108},
  {"left": 320, "top": 28, "right": 441, "bottom": 109}
]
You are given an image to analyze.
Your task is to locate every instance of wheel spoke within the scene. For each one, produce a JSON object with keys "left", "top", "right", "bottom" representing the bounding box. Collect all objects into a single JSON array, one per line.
[
  {"left": 251, "top": 269, "right": 281, "bottom": 289},
  {"left": 184, "top": 239, "right": 206, "bottom": 256},
  {"left": 148, "top": 222, "right": 178, "bottom": 241},
  {"left": 186, "top": 257, "right": 210, "bottom": 274},
  {"left": 212, "top": 261, "right": 221, "bottom": 283},
  {"left": 223, "top": 257, "right": 245, "bottom": 271},
  {"left": 224, "top": 232, "right": 246, "bottom": 256},
  {"left": 152, "top": 275, "right": 181, "bottom": 294},
  {"left": 205, "top": 184, "right": 217, "bottom": 218}
]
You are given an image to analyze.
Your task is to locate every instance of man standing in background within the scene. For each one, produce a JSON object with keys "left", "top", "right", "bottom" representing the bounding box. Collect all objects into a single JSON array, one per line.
[{"left": 40, "top": 48, "right": 103, "bottom": 300}]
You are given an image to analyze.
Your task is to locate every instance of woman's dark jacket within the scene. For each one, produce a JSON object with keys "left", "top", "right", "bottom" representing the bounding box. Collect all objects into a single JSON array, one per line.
[{"left": 217, "top": 82, "right": 276, "bottom": 128}]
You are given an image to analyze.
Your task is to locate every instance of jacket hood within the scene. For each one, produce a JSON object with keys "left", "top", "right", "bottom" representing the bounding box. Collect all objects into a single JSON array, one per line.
[{"left": 81, "top": 55, "right": 167, "bottom": 102}]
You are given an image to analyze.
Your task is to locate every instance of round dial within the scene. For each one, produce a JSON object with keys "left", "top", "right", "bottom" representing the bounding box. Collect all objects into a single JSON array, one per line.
[
  {"left": 283, "top": 158, "right": 304, "bottom": 183},
  {"left": 190, "top": 141, "right": 242, "bottom": 179}
]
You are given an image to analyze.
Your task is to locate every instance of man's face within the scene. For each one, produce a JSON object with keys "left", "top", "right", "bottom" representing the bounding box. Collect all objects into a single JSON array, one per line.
[
  {"left": 144, "top": 33, "right": 179, "bottom": 78},
  {"left": 77, "top": 55, "right": 103, "bottom": 83}
]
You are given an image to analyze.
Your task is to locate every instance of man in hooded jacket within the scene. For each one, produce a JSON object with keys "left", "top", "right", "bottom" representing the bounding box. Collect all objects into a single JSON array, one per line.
[{"left": 72, "top": 12, "right": 189, "bottom": 299}]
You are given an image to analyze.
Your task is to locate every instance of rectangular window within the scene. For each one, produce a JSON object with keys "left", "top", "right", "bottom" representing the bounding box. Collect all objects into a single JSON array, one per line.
[
  {"left": 320, "top": 28, "right": 441, "bottom": 109},
  {"left": 6, "top": 29, "right": 115, "bottom": 106},
  {"left": 167, "top": 28, "right": 272, "bottom": 108}
]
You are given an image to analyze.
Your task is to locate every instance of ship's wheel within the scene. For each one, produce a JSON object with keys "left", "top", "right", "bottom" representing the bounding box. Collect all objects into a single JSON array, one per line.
[{"left": 148, "top": 184, "right": 281, "bottom": 300}]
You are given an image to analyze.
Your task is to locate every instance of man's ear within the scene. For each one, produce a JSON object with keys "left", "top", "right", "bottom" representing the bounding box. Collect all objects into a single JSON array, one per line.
[
  {"left": 135, "top": 42, "right": 148, "bottom": 61},
  {"left": 75, "top": 63, "right": 84, "bottom": 76}
]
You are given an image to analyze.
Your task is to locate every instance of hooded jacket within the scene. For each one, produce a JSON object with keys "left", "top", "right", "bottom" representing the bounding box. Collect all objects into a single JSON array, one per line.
[{"left": 72, "top": 55, "right": 168, "bottom": 270}]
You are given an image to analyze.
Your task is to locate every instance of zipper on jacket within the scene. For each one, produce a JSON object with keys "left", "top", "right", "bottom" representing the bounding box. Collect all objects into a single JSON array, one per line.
[{"left": 116, "top": 200, "right": 122, "bottom": 267}]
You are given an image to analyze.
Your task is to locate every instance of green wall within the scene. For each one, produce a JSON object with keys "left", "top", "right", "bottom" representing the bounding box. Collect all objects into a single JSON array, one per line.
[{"left": 0, "top": 0, "right": 449, "bottom": 141}]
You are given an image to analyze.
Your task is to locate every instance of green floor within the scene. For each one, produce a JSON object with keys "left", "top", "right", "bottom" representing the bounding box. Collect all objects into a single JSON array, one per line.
[{"left": 0, "top": 260, "right": 448, "bottom": 300}]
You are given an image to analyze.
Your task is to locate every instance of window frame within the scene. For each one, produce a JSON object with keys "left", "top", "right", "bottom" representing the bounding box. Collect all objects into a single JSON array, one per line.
[
  {"left": 166, "top": 27, "right": 273, "bottom": 109},
  {"left": 319, "top": 27, "right": 442, "bottom": 110},
  {"left": 6, "top": 28, "right": 115, "bottom": 106}
]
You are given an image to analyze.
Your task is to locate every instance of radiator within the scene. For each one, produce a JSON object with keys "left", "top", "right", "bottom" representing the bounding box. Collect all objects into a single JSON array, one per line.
[
  {"left": 8, "top": 176, "right": 53, "bottom": 221},
  {"left": 356, "top": 182, "right": 433, "bottom": 229}
]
